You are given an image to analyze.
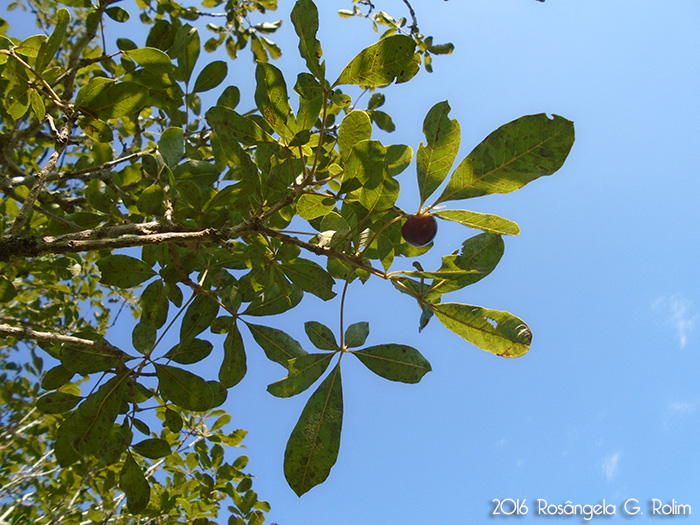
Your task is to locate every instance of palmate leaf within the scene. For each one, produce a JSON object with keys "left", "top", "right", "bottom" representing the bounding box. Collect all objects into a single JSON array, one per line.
[
  {"left": 435, "top": 113, "right": 575, "bottom": 204},
  {"left": 219, "top": 323, "right": 247, "bottom": 388},
  {"left": 352, "top": 344, "right": 431, "bottom": 384},
  {"left": 284, "top": 363, "right": 343, "bottom": 496},
  {"left": 247, "top": 323, "right": 307, "bottom": 368},
  {"left": 433, "top": 303, "right": 532, "bottom": 358},
  {"left": 304, "top": 321, "right": 338, "bottom": 351},
  {"left": 155, "top": 364, "right": 226, "bottom": 412},
  {"left": 334, "top": 35, "right": 419, "bottom": 88}
]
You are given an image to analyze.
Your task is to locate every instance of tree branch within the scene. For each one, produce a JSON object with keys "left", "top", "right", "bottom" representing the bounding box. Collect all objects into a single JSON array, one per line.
[{"left": 0, "top": 323, "right": 123, "bottom": 355}]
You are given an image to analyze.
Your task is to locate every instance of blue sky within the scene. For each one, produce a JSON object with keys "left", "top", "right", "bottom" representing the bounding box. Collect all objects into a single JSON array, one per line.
[{"left": 5, "top": 0, "right": 700, "bottom": 523}]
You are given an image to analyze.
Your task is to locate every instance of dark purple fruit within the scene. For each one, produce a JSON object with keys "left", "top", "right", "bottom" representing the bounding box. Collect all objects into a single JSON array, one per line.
[{"left": 401, "top": 214, "right": 438, "bottom": 246}]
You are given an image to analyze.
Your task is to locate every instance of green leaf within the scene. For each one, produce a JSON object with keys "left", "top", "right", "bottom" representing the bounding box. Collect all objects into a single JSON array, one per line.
[
  {"left": 192, "top": 60, "right": 227, "bottom": 92},
  {"left": 206, "top": 106, "right": 275, "bottom": 146},
  {"left": 155, "top": 364, "right": 224, "bottom": 412},
  {"left": 77, "top": 80, "right": 147, "bottom": 120},
  {"left": 304, "top": 321, "right": 338, "bottom": 351},
  {"left": 386, "top": 144, "right": 413, "bottom": 176},
  {"left": 284, "top": 363, "right": 343, "bottom": 496},
  {"left": 255, "top": 62, "right": 295, "bottom": 140},
  {"left": 54, "top": 372, "right": 129, "bottom": 465},
  {"left": 97, "top": 423, "right": 133, "bottom": 466},
  {"left": 294, "top": 73, "right": 323, "bottom": 131},
  {"left": 416, "top": 101, "right": 460, "bottom": 204},
  {"left": 219, "top": 324, "right": 247, "bottom": 388},
  {"left": 126, "top": 47, "right": 172, "bottom": 71},
  {"left": 243, "top": 285, "right": 303, "bottom": 317},
  {"left": 0, "top": 275, "right": 17, "bottom": 302},
  {"left": 344, "top": 321, "right": 369, "bottom": 348},
  {"left": 41, "top": 364, "right": 74, "bottom": 390},
  {"left": 164, "top": 407, "right": 183, "bottom": 433},
  {"left": 433, "top": 209, "right": 520, "bottom": 236},
  {"left": 36, "top": 391, "right": 81, "bottom": 414},
  {"left": 35, "top": 8, "right": 69, "bottom": 72},
  {"left": 132, "top": 320, "right": 156, "bottom": 353},
  {"left": 180, "top": 294, "right": 219, "bottom": 342},
  {"left": 97, "top": 255, "right": 156, "bottom": 288},
  {"left": 132, "top": 438, "right": 171, "bottom": 459},
  {"left": 433, "top": 303, "right": 532, "bottom": 357},
  {"left": 291, "top": 0, "right": 325, "bottom": 80},
  {"left": 247, "top": 323, "right": 307, "bottom": 368},
  {"left": 296, "top": 194, "right": 336, "bottom": 220},
  {"left": 164, "top": 338, "right": 213, "bottom": 364},
  {"left": 59, "top": 342, "right": 133, "bottom": 374},
  {"left": 352, "top": 343, "right": 431, "bottom": 383},
  {"left": 78, "top": 116, "right": 113, "bottom": 143},
  {"left": 338, "top": 110, "right": 372, "bottom": 161},
  {"left": 140, "top": 280, "right": 169, "bottom": 329},
  {"left": 120, "top": 452, "right": 151, "bottom": 513},
  {"left": 281, "top": 259, "right": 336, "bottom": 301},
  {"left": 334, "top": 34, "right": 419, "bottom": 88},
  {"left": 105, "top": 6, "right": 130, "bottom": 22},
  {"left": 159, "top": 127, "right": 184, "bottom": 168},
  {"left": 173, "top": 24, "right": 200, "bottom": 83},
  {"left": 435, "top": 114, "right": 575, "bottom": 204},
  {"left": 267, "top": 353, "right": 333, "bottom": 398}
]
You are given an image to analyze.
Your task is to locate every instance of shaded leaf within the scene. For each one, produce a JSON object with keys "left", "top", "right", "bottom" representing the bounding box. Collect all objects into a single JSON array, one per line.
[
  {"left": 344, "top": 321, "right": 369, "bottom": 348},
  {"left": 433, "top": 303, "right": 532, "bottom": 357},
  {"left": 97, "top": 255, "right": 156, "bottom": 289},
  {"left": 0, "top": 275, "right": 17, "bottom": 302},
  {"left": 291, "top": 0, "right": 325, "bottom": 80},
  {"left": 155, "top": 364, "right": 223, "bottom": 412},
  {"left": 193, "top": 60, "right": 228, "bottom": 92},
  {"left": 267, "top": 353, "right": 333, "bottom": 398},
  {"left": 164, "top": 338, "right": 213, "bottom": 364},
  {"left": 36, "top": 391, "right": 81, "bottom": 414},
  {"left": 206, "top": 105, "right": 275, "bottom": 146},
  {"left": 281, "top": 259, "right": 336, "bottom": 301},
  {"left": 304, "top": 321, "right": 338, "bottom": 351},
  {"left": 284, "top": 364, "right": 343, "bottom": 496},
  {"left": 180, "top": 294, "right": 219, "bottom": 342},
  {"left": 120, "top": 452, "right": 151, "bottom": 513},
  {"left": 219, "top": 323, "right": 247, "bottom": 388},
  {"left": 352, "top": 344, "right": 431, "bottom": 383},
  {"left": 247, "top": 323, "right": 307, "bottom": 368},
  {"left": 132, "top": 438, "right": 171, "bottom": 459},
  {"left": 159, "top": 127, "right": 184, "bottom": 168},
  {"left": 60, "top": 342, "right": 134, "bottom": 374}
]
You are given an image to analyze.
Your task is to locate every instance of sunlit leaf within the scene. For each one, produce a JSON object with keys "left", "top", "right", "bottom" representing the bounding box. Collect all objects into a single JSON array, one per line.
[
  {"left": 334, "top": 35, "right": 419, "bottom": 87},
  {"left": 433, "top": 209, "right": 520, "bottom": 236},
  {"left": 291, "top": 0, "right": 325, "bottom": 80}
]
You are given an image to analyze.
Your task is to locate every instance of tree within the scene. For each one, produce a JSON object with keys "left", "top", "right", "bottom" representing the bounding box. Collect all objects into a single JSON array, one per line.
[{"left": 0, "top": 0, "right": 574, "bottom": 521}]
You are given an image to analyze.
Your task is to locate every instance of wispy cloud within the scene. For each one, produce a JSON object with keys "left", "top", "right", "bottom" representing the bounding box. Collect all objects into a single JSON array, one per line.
[
  {"left": 668, "top": 400, "right": 700, "bottom": 416},
  {"left": 652, "top": 294, "right": 698, "bottom": 348},
  {"left": 602, "top": 452, "right": 621, "bottom": 481}
]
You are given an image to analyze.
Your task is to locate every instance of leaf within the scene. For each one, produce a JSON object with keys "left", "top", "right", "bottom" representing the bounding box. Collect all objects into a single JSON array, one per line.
[
  {"left": 193, "top": 60, "right": 228, "bottom": 92},
  {"left": 338, "top": 111, "right": 372, "bottom": 161},
  {"left": 334, "top": 34, "right": 419, "bottom": 88},
  {"left": 173, "top": 24, "right": 200, "bottom": 84},
  {"left": 304, "top": 321, "right": 338, "bottom": 351},
  {"left": 78, "top": 116, "right": 113, "bottom": 143},
  {"left": 255, "top": 62, "right": 295, "bottom": 140},
  {"left": 132, "top": 438, "right": 171, "bottom": 459},
  {"left": 433, "top": 303, "right": 532, "bottom": 358},
  {"left": 60, "top": 342, "right": 134, "bottom": 374},
  {"left": 0, "top": 275, "right": 17, "bottom": 302},
  {"left": 105, "top": 6, "right": 130, "bottom": 22},
  {"left": 36, "top": 391, "right": 81, "bottom": 414},
  {"left": 352, "top": 344, "right": 431, "bottom": 383},
  {"left": 120, "top": 452, "right": 151, "bottom": 513},
  {"left": 433, "top": 209, "right": 520, "bottom": 236},
  {"left": 41, "top": 364, "right": 74, "bottom": 390},
  {"left": 387, "top": 144, "right": 413, "bottom": 176},
  {"left": 247, "top": 323, "right": 307, "bottom": 368},
  {"left": 164, "top": 338, "right": 213, "bottom": 364},
  {"left": 294, "top": 73, "right": 324, "bottom": 131},
  {"left": 243, "top": 286, "right": 303, "bottom": 317},
  {"left": 267, "top": 353, "right": 333, "bottom": 398},
  {"left": 35, "top": 7, "right": 69, "bottom": 72},
  {"left": 344, "top": 322, "right": 369, "bottom": 348},
  {"left": 291, "top": 0, "right": 325, "bottom": 80},
  {"left": 77, "top": 81, "right": 147, "bottom": 120},
  {"left": 159, "top": 127, "right": 184, "bottom": 168},
  {"left": 54, "top": 372, "right": 129, "bottom": 465},
  {"left": 180, "top": 294, "right": 219, "bottom": 342},
  {"left": 219, "top": 324, "right": 247, "bottom": 388},
  {"left": 296, "top": 194, "right": 336, "bottom": 220},
  {"left": 284, "top": 363, "right": 343, "bottom": 496},
  {"left": 435, "top": 114, "right": 575, "bottom": 204},
  {"left": 425, "top": 233, "right": 505, "bottom": 295},
  {"left": 416, "top": 101, "right": 460, "bottom": 204},
  {"left": 281, "top": 259, "right": 336, "bottom": 301},
  {"left": 125, "top": 47, "right": 172, "bottom": 72},
  {"left": 155, "top": 364, "right": 224, "bottom": 412},
  {"left": 164, "top": 407, "right": 183, "bottom": 433},
  {"left": 97, "top": 255, "right": 156, "bottom": 288},
  {"left": 206, "top": 105, "right": 275, "bottom": 146}
]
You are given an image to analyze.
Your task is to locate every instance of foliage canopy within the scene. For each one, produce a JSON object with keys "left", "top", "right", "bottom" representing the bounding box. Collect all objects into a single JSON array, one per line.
[{"left": 0, "top": 0, "right": 574, "bottom": 521}]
